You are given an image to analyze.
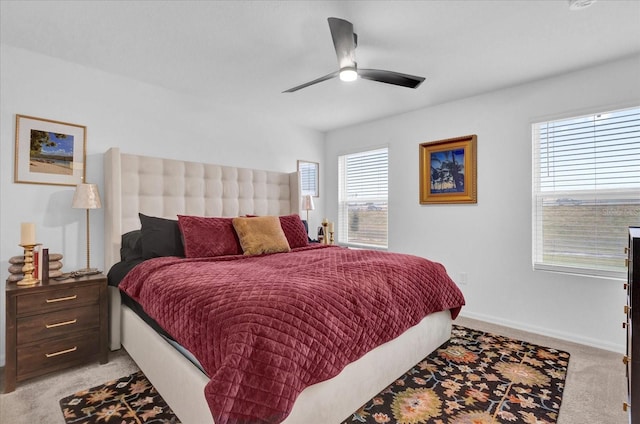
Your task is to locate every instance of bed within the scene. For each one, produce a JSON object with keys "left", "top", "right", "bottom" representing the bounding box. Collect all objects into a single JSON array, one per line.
[{"left": 104, "top": 147, "right": 465, "bottom": 424}]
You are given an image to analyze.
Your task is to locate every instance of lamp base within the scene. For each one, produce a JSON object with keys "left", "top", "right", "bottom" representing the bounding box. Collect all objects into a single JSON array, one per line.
[{"left": 73, "top": 268, "right": 101, "bottom": 277}]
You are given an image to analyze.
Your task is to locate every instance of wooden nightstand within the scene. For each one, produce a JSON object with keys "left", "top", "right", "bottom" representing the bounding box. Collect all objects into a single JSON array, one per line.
[{"left": 4, "top": 273, "right": 108, "bottom": 393}]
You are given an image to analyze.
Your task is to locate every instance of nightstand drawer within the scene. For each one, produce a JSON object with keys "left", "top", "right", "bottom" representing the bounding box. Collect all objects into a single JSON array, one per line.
[
  {"left": 16, "top": 284, "right": 99, "bottom": 315},
  {"left": 16, "top": 305, "right": 99, "bottom": 345},
  {"left": 16, "top": 332, "right": 100, "bottom": 381}
]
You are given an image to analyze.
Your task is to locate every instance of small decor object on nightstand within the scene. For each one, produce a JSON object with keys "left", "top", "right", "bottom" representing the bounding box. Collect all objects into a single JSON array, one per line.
[
  {"left": 330, "top": 223, "right": 335, "bottom": 244},
  {"left": 18, "top": 243, "right": 40, "bottom": 286},
  {"left": 18, "top": 222, "right": 39, "bottom": 286},
  {"left": 8, "top": 253, "right": 65, "bottom": 283},
  {"left": 321, "top": 218, "right": 329, "bottom": 245},
  {"left": 40, "top": 248, "right": 50, "bottom": 284},
  {"left": 317, "top": 219, "right": 336, "bottom": 245}
]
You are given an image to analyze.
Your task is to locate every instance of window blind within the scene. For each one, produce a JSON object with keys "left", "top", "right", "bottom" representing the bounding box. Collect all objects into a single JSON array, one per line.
[
  {"left": 338, "top": 147, "right": 388, "bottom": 248},
  {"left": 532, "top": 106, "right": 640, "bottom": 279}
]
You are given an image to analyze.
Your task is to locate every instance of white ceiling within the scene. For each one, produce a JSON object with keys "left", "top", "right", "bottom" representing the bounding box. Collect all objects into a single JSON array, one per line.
[{"left": 2, "top": 0, "right": 640, "bottom": 132}]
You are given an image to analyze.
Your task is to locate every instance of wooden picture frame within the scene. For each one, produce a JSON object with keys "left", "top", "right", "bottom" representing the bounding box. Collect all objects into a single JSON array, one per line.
[
  {"left": 298, "top": 160, "right": 319, "bottom": 197},
  {"left": 419, "top": 134, "right": 477, "bottom": 204},
  {"left": 14, "top": 114, "right": 86, "bottom": 186}
]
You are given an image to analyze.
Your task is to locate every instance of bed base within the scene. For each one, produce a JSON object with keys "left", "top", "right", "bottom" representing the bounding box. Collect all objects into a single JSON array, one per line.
[{"left": 115, "top": 284, "right": 451, "bottom": 424}]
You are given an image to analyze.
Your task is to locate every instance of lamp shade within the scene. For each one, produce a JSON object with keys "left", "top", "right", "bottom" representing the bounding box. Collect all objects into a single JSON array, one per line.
[
  {"left": 72, "top": 183, "right": 102, "bottom": 209},
  {"left": 302, "top": 194, "right": 315, "bottom": 211}
]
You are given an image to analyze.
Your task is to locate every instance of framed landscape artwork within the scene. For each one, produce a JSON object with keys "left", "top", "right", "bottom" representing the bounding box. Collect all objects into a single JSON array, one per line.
[
  {"left": 419, "top": 134, "right": 477, "bottom": 204},
  {"left": 14, "top": 114, "right": 86, "bottom": 186}
]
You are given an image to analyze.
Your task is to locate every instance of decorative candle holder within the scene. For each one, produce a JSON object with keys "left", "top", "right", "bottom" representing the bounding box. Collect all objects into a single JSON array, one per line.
[
  {"left": 321, "top": 220, "right": 329, "bottom": 245},
  {"left": 329, "top": 231, "right": 334, "bottom": 245},
  {"left": 18, "top": 243, "right": 40, "bottom": 286}
]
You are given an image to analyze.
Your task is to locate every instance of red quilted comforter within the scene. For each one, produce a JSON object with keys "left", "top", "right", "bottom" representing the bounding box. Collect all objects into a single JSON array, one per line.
[{"left": 119, "top": 245, "right": 465, "bottom": 424}]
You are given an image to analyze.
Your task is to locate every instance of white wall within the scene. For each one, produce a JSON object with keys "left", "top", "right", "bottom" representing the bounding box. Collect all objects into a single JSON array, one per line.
[
  {"left": 325, "top": 54, "right": 640, "bottom": 353},
  {"left": 0, "top": 45, "right": 325, "bottom": 366},
  {"left": 2, "top": 44, "right": 637, "bottom": 370}
]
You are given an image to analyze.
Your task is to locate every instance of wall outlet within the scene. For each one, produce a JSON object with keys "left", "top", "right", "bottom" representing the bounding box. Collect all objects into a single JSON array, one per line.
[{"left": 459, "top": 272, "right": 468, "bottom": 285}]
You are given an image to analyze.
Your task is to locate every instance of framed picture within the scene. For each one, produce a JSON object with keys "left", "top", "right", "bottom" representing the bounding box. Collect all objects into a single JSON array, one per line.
[
  {"left": 419, "top": 134, "right": 477, "bottom": 204},
  {"left": 298, "top": 160, "right": 319, "bottom": 197},
  {"left": 14, "top": 114, "right": 86, "bottom": 186}
]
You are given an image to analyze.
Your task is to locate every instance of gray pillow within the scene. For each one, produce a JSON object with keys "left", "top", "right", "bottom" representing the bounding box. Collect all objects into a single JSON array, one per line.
[
  {"left": 139, "top": 213, "right": 185, "bottom": 259},
  {"left": 120, "top": 230, "right": 142, "bottom": 262}
]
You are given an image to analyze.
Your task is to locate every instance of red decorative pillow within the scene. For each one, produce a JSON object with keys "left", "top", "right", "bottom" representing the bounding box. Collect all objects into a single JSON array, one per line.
[
  {"left": 177, "top": 215, "right": 242, "bottom": 258},
  {"left": 279, "top": 214, "right": 309, "bottom": 249}
]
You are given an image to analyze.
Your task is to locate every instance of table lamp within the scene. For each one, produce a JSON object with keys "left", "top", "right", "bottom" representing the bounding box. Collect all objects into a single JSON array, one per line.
[
  {"left": 72, "top": 183, "right": 102, "bottom": 273},
  {"left": 302, "top": 194, "right": 315, "bottom": 222}
]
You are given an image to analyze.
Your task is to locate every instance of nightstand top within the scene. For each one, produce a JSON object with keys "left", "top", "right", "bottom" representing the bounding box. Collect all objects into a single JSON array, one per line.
[{"left": 5, "top": 273, "right": 106, "bottom": 294}]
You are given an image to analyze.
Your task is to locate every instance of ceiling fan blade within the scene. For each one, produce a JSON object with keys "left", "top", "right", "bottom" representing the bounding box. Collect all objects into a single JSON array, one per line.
[
  {"left": 359, "top": 69, "right": 425, "bottom": 89},
  {"left": 282, "top": 71, "right": 339, "bottom": 93},
  {"left": 328, "top": 17, "right": 356, "bottom": 69}
]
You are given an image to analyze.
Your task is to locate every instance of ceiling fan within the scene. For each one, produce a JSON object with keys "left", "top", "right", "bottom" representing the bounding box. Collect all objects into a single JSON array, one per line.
[{"left": 283, "top": 17, "right": 425, "bottom": 93}]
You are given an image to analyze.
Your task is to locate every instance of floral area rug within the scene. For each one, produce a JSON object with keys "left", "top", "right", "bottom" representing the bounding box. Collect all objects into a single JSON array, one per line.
[
  {"left": 59, "top": 371, "right": 180, "bottom": 423},
  {"left": 341, "top": 325, "right": 570, "bottom": 424},
  {"left": 59, "top": 326, "right": 569, "bottom": 424}
]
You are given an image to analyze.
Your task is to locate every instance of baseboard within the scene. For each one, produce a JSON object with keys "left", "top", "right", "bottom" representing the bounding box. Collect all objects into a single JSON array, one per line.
[{"left": 459, "top": 310, "right": 624, "bottom": 354}]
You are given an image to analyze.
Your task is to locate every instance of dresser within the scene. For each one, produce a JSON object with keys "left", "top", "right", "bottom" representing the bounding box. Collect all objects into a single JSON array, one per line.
[
  {"left": 626, "top": 227, "right": 640, "bottom": 422},
  {"left": 4, "top": 273, "right": 108, "bottom": 393}
]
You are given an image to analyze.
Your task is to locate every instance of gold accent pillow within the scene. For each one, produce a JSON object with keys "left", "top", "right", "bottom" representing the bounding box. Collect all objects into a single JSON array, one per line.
[{"left": 232, "top": 216, "right": 291, "bottom": 256}]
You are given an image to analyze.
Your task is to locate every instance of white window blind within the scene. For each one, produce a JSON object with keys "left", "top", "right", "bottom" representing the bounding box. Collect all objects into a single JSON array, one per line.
[
  {"left": 338, "top": 147, "right": 388, "bottom": 249},
  {"left": 532, "top": 106, "right": 640, "bottom": 279}
]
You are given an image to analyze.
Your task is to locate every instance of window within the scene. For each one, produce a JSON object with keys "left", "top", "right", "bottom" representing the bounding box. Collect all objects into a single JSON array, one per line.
[
  {"left": 338, "top": 147, "right": 388, "bottom": 249},
  {"left": 298, "top": 160, "right": 319, "bottom": 197},
  {"left": 532, "top": 106, "right": 640, "bottom": 279}
]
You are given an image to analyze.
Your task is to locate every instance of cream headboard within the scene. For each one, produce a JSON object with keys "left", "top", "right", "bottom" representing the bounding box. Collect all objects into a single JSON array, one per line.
[{"left": 104, "top": 147, "right": 300, "bottom": 270}]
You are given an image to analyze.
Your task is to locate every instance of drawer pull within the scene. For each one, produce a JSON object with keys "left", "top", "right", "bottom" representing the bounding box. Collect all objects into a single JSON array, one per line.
[
  {"left": 45, "top": 346, "right": 77, "bottom": 358},
  {"left": 625, "top": 305, "right": 631, "bottom": 314},
  {"left": 624, "top": 402, "right": 630, "bottom": 411},
  {"left": 45, "top": 319, "right": 77, "bottom": 329},
  {"left": 624, "top": 322, "right": 627, "bottom": 329},
  {"left": 624, "top": 355, "right": 631, "bottom": 365},
  {"left": 46, "top": 295, "right": 77, "bottom": 303}
]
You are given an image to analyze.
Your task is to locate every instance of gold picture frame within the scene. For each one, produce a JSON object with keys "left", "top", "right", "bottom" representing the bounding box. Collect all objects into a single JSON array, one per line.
[
  {"left": 419, "top": 134, "right": 477, "bottom": 204},
  {"left": 14, "top": 114, "right": 86, "bottom": 186}
]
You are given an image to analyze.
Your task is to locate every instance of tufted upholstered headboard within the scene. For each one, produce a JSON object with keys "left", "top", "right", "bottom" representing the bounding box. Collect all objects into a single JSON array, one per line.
[{"left": 103, "top": 148, "right": 300, "bottom": 270}]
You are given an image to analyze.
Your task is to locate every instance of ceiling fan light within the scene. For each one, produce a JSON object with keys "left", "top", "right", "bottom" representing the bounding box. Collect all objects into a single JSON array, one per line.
[{"left": 339, "top": 67, "right": 358, "bottom": 82}]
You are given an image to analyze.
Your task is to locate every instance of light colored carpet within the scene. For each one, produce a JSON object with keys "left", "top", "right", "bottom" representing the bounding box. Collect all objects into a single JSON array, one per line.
[{"left": 0, "top": 317, "right": 627, "bottom": 424}]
